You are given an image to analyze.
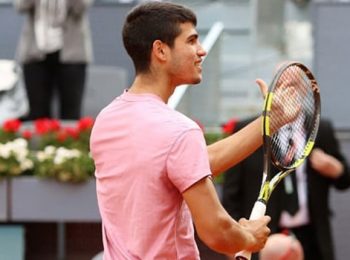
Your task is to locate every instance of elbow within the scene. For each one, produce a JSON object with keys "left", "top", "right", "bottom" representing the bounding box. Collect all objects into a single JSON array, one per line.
[{"left": 208, "top": 149, "right": 221, "bottom": 176}]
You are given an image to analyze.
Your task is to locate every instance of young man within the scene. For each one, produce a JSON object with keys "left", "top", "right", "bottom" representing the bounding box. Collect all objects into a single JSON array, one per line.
[{"left": 90, "top": 2, "right": 272, "bottom": 259}]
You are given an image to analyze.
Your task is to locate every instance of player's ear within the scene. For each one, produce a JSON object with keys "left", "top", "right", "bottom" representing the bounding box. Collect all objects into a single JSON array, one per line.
[{"left": 152, "top": 40, "right": 168, "bottom": 61}]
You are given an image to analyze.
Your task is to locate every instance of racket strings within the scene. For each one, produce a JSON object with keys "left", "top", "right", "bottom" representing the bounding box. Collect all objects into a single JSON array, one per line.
[{"left": 270, "top": 65, "right": 316, "bottom": 168}]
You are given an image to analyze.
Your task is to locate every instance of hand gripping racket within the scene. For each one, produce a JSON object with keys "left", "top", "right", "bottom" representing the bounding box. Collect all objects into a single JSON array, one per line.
[{"left": 235, "top": 61, "right": 321, "bottom": 260}]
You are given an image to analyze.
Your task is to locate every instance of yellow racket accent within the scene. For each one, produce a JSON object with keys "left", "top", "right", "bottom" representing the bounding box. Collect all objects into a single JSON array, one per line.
[
  {"left": 265, "top": 92, "right": 274, "bottom": 111},
  {"left": 293, "top": 158, "right": 305, "bottom": 168},
  {"left": 264, "top": 117, "right": 270, "bottom": 136},
  {"left": 259, "top": 181, "right": 271, "bottom": 202},
  {"left": 263, "top": 93, "right": 274, "bottom": 136},
  {"left": 304, "top": 140, "right": 315, "bottom": 156},
  {"left": 291, "top": 140, "right": 315, "bottom": 168}
]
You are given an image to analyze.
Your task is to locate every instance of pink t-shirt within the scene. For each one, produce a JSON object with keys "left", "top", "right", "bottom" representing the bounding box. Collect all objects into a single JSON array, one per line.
[{"left": 90, "top": 91, "right": 212, "bottom": 259}]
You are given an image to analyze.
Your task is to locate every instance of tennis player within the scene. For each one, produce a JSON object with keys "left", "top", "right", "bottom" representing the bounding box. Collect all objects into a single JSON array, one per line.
[{"left": 90, "top": 2, "right": 273, "bottom": 259}]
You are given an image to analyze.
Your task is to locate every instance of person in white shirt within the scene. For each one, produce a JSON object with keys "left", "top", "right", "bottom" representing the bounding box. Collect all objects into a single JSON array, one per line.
[{"left": 14, "top": 0, "right": 94, "bottom": 120}]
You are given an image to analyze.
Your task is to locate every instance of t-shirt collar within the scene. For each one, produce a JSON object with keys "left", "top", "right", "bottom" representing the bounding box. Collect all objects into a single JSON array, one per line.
[{"left": 121, "top": 89, "right": 165, "bottom": 104}]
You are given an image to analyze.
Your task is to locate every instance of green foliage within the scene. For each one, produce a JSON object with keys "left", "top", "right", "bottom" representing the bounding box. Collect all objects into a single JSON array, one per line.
[
  {"left": 0, "top": 138, "right": 34, "bottom": 177},
  {"left": 204, "top": 132, "right": 226, "bottom": 145},
  {"left": 204, "top": 131, "right": 227, "bottom": 184},
  {"left": 0, "top": 118, "right": 95, "bottom": 182},
  {"left": 33, "top": 147, "right": 94, "bottom": 183}
]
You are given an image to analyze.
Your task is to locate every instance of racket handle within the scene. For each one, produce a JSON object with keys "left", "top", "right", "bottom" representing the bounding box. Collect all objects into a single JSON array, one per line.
[
  {"left": 248, "top": 200, "right": 266, "bottom": 220},
  {"left": 234, "top": 201, "right": 267, "bottom": 260}
]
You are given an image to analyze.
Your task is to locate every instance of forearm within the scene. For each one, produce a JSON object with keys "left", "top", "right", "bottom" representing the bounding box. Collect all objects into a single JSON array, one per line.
[
  {"left": 184, "top": 177, "right": 269, "bottom": 255},
  {"left": 208, "top": 117, "right": 262, "bottom": 176},
  {"left": 197, "top": 212, "right": 255, "bottom": 255},
  {"left": 184, "top": 178, "right": 252, "bottom": 253},
  {"left": 310, "top": 148, "right": 350, "bottom": 188},
  {"left": 325, "top": 157, "right": 344, "bottom": 178}
]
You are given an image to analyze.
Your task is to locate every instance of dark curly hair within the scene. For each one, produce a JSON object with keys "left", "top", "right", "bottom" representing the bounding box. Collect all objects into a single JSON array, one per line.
[{"left": 122, "top": 2, "right": 197, "bottom": 74}]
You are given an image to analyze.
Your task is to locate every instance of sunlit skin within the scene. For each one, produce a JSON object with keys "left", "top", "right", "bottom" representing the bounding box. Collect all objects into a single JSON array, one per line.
[
  {"left": 310, "top": 148, "right": 344, "bottom": 178},
  {"left": 128, "top": 22, "right": 206, "bottom": 104},
  {"left": 167, "top": 22, "right": 207, "bottom": 87}
]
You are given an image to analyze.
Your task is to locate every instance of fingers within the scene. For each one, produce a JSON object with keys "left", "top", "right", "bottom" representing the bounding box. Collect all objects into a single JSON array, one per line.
[
  {"left": 256, "top": 78, "right": 268, "bottom": 99},
  {"left": 239, "top": 216, "right": 271, "bottom": 252},
  {"left": 262, "top": 215, "right": 271, "bottom": 224}
]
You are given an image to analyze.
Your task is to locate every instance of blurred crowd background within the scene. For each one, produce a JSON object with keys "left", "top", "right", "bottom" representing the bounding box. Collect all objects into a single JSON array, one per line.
[{"left": 1, "top": 0, "right": 350, "bottom": 259}]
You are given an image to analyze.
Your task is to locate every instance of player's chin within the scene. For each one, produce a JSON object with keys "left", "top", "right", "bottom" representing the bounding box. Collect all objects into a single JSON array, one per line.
[
  {"left": 192, "top": 76, "right": 202, "bottom": 85},
  {"left": 191, "top": 72, "right": 202, "bottom": 84}
]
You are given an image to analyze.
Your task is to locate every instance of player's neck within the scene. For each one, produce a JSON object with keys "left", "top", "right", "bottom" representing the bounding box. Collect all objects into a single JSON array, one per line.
[{"left": 129, "top": 73, "right": 176, "bottom": 104}]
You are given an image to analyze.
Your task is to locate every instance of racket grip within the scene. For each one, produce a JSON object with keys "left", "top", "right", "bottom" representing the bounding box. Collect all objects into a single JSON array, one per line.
[
  {"left": 234, "top": 201, "right": 267, "bottom": 260},
  {"left": 248, "top": 200, "right": 267, "bottom": 220}
]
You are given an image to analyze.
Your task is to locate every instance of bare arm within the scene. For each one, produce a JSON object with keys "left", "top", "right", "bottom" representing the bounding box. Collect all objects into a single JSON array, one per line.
[
  {"left": 309, "top": 148, "right": 344, "bottom": 178},
  {"left": 183, "top": 177, "right": 270, "bottom": 255},
  {"left": 310, "top": 120, "right": 350, "bottom": 189},
  {"left": 208, "top": 79, "right": 267, "bottom": 176},
  {"left": 208, "top": 117, "right": 262, "bottom": 176}
]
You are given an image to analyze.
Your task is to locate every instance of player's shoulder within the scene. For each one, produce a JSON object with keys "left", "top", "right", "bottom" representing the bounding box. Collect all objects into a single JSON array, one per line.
[{"left": 163, "top": 108, "right": 201, "bottom": 133}]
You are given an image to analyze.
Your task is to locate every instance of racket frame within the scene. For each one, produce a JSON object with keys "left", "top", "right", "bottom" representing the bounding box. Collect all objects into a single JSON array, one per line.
[
  {"left": 259, "top": 61, "right": 321, "bottom": 204},
  {"left": 235, "top": 61, "right": 321, "bottom": 260}
]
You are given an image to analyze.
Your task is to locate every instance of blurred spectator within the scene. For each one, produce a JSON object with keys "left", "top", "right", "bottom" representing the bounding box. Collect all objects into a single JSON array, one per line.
[
  {"left": 223, "top": 117, "right": 350, "bottom": 260},
  {"left": 259, "top": 233, "right": 303, "bottom": 260},
  {"left": 0, "top": 59, "right": 28, "bottom": 124},
  {"left": 14, "top": 0, "right": 94, "bottom": 120}
]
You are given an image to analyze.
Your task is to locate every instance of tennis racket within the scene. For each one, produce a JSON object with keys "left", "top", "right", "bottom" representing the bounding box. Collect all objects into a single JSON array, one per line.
[{"left": 235, "top": 61, "right": 321, "bottom": 260}]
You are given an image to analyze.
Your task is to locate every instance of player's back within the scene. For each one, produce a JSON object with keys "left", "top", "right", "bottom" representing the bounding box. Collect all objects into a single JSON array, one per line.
[{"left": 90, "top": 91, "right": 203, "bottom": 259}]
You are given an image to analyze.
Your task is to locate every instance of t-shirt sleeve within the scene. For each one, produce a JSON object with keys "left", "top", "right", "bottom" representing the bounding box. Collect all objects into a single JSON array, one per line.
[{"left": 166, "top": 129, "right": 212, "bottom": 193}]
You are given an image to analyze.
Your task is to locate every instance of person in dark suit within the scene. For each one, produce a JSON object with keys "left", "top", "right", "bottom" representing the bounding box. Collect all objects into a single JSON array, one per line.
[{"left": 222, "top": 117, "right": 350, "bottom": 260}]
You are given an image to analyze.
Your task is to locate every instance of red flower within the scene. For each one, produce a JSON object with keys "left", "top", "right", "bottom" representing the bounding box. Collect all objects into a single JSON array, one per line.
[
  {"left": 35, "top": 118, "right": 61, "bottom": 135},
  {"left": 65, "top": 127, "right": 79, "bottom": 139},
  {"left": 22, "top": 130, "right": 33, "bottom": 140},
  {"left": 77, "top": 117, "right": 94, "bottom": 131},
  {"left": 57, "top": 131, "right": 69, "bottom": 142},
  {"left": 221, "top": 118, "right": 237, "bottom": 134},
  {"left": 50, "top": 119, "right": 61, "bottom": 131},
  {"left": 3, "top": 119, "right": 21, "bottom": 133}
]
